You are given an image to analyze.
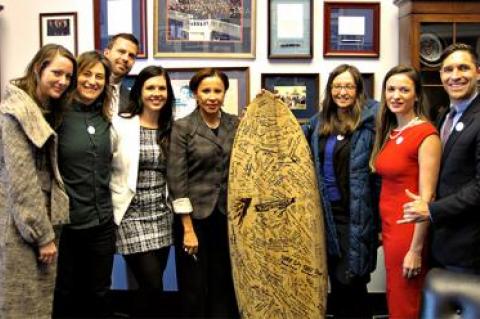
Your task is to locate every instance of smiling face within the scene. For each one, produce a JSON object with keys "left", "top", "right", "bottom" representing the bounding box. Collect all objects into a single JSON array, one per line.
[
  {"left": 194, "top": 75, "right": 226, "bottom": 116},
  {"left": 104, "top": 37, "right": 138, "bottom": 82},
  {"left": 141, "top": 75, "right": 168, "bottom": 113},
  {"left": 331, "top": 71, "right": 357, "bottom": 110},
  {"left": 440, "top": 50, "right": 480, "bottom": 103},
  {"left": 385, "top": 73, "right": 416, "bottom": 118},
  {"left": 35, "top": 54, "right": 74, "bottom": 104},
  {"left": 76, "top": 62, "right": 106, "bottom": 105}
]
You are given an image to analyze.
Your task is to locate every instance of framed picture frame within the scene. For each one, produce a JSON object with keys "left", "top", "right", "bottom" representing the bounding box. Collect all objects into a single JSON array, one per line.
[
  {"left": 39, "top": 12, "right": 78, "bottom": 55},
  {"left": 124, "top": 67, "right": 250, "bottom": 119},
  {"left": 93, "top": 0, "right": 148, "bottom": 58},
  {"left": 153, "top": 0, "right": 256, "bottom": 58},
  {"left": 261, "top": 73, "right": 319, "bottom": 122},
  {"left": 323, "top": 2, "right": 380, "bottom": 58},
  {"left": 361, "top": 73, "right": 374, "bottom": 99},
  {"left": 268, "top": 0, "right": 313, "bottom": 59}
]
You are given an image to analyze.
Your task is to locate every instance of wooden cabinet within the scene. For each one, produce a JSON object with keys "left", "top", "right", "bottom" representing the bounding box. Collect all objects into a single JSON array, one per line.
[{"left": 394, "top": 0, "right": 480, "bottom": 118}]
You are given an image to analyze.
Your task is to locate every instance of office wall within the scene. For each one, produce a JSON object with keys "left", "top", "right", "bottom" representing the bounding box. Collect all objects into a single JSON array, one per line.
[{"left": 0, "top": 0, "right": 400, "bottom": 292}]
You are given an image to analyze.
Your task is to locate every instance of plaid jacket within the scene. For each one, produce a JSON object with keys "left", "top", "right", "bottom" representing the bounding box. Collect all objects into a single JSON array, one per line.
[{"left": 167, "top": 108, "right": 239, "bottom": 219}]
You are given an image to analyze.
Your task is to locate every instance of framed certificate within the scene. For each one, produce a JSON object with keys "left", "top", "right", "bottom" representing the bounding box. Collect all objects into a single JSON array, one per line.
[
  {"left": 93, "top": 0, "right": 148, "bottom": 58},
  {"left": 323, "top": 2, "right": 380, "bottom": 58},
  {"left": 268, "top": 0, "right": 313, "bottom": 59}
]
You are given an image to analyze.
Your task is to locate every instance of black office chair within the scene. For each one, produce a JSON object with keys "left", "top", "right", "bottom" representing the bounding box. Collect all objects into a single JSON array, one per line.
[{"left": 421, "top": 268, "right": 480, "bottom": 319}]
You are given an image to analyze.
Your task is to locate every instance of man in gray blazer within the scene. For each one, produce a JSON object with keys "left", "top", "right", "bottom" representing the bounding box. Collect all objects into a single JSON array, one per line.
[
  {"left": 104, "top": 33, "right": 139, "bottom": 114},
  {"left": 402, "top": 43, "right": 480, "bottom": 274}
]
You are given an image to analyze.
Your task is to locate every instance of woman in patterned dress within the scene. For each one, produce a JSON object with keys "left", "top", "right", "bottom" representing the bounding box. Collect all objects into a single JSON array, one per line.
[
  {"left": 110, "top": 65, "right": 175, "bottom": 316},
  {"left": 370, "top": 65, "right": 441, "bottom": 318}
]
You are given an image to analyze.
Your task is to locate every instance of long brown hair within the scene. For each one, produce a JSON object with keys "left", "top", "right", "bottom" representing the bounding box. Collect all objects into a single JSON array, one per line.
[
  {"left": 320, "top": 64, "right": 366, "bottom": 136},
  {"left": 370, "top": 65, "right": 428, "bottom": 171},
  {"left": 12, "top": 44, "right": 77, "bottom": 114}
]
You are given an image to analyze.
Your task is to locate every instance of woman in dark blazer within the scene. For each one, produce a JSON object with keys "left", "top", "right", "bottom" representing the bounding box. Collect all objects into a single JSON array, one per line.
[{"left": 167, "top": 68, "right": 239, "bottom": 318}]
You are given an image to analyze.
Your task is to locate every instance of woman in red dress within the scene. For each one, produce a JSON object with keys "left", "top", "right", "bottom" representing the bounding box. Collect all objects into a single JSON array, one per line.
[{"left": 370, "top": 65, "right": 441, "bottom": 318}]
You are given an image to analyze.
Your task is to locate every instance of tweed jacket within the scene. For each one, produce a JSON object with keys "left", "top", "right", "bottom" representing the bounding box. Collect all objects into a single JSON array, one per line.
[
  {"left": 167, "top": 108, "right": 239, "bottom": 219},
  {"left": 110, "top": 114, "right": 140, "bottom": 225},
  {"left": 0, "top": 84, "right": 69, "bottom": 318},
  {"left": 429, "top": 93, "right": 480, "bottom": 270}
]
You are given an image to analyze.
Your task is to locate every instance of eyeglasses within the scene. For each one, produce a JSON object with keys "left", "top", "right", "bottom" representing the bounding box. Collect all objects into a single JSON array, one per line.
[{"left": 332, "top": 84, "right": 356, "bottom": 91}]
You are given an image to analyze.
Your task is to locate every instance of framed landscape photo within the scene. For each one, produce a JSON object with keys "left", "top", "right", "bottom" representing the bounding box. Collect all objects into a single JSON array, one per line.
[
  {"left": 154, "top": 0, "right": 256, "bottom": 58},
  {"left": 93, "top": 0, "right": 148, "bottom": 58},
  {"left": 268, "top": 0, "right": 313, "bottom": 59},
  {"left": 40, "top": 12, "right": 78, "bottom": 55},
  {"left": 261, "top": 73, "right": 319, "bottom": 122},
  {"left": 323, "top": 2, "right": 380, "bottom": 58}
]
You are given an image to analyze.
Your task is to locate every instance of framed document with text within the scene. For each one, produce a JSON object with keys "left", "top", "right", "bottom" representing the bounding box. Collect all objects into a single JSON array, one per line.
[
  {"left": 268, "top": 0, "right": 313, "bottom": 59},
  {"left": 323, "top": 2, "right": 380, "bottom": 58}
]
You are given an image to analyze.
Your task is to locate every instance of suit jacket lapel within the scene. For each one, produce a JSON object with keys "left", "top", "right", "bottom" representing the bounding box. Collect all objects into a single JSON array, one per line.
[
  {"left": 192, "top": 109, "right": 222, "bottom": 147},
  {"left": 442, "top": 94, "right": 480, "bottom": 159}
]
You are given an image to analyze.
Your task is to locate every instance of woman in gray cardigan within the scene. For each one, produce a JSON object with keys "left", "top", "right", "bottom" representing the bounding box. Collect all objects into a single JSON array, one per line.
[{"left": 0, "top": 44, "right": 75, "bottom": 318}]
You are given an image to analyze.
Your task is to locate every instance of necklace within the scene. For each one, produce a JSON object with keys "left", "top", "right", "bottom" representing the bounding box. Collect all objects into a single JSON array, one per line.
[{"left": 389, "top": 116, "right": 420, "bottom": 143}]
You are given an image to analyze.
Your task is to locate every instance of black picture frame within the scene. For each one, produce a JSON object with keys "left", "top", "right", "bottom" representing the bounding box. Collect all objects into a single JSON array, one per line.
[{"left": 261, "top": 73, "right": 319, "bottom": 122}]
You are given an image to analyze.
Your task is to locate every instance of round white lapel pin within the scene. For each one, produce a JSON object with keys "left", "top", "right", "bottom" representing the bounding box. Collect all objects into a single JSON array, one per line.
[
  {"left": 87, "top": 126, "right": 96, "bottom": 135},
  {"left": 337, "top": 134, "right": 344, "bottom": 141},
  {"left": 455, "top": 122, "right": 464, "bottom": 132}
]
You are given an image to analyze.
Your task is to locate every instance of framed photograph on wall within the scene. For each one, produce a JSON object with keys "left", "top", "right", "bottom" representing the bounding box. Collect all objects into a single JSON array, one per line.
[
  {"left": 154, "top": 0, "right": 256, "bottom": 58},
  {"left": 361, "top": 73, "right": 374, "bottom": 99},
  {"left": 323, "top": 2, "right": 380, "bottom": 58},
  {"left": 268, "top": 0, "right": 313, "bottom": 59},
  {"left": 261, "top": 73, "right": 319, "bottom": 122},
  {"left": 93, "top": 0, "right": 148, "bottom": 58},
  {"left": 40, "top": 12, "right": 78, "bottom": 55}
]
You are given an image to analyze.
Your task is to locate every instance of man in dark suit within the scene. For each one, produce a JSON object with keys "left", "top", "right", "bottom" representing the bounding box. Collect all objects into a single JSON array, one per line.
[
  {"left": 103, "top": 33, "right": 139, "bottom": 114},
  {"left": 402, "top": 43, "right": 480, "bottom": 273}
]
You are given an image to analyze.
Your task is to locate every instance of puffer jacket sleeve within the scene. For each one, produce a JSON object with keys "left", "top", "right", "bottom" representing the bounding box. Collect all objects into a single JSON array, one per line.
[{"left": 1, "top": 114, "right": 55, "bottom": 245}]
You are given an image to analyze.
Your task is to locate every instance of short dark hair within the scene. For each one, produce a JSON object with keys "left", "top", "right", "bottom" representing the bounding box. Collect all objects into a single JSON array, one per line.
[
  {"left": 107, "top": 33, "right": 139, "bottom": 50},
  {"left": 189, "top": 68, "right": 229, "bottom": 93},
  {"left": 440, "top": 43, "right": 478, "bottom": 67}
]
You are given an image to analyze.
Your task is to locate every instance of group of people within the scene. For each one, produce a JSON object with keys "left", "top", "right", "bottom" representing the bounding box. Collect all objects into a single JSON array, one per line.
[{"left": 0, "top": 29, "right": 479, "bottom": 319}]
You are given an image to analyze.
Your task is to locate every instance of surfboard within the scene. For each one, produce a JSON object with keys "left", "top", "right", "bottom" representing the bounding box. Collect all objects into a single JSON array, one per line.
[{"left": 228, "top": 92, "right": 328, "bottom": 319}]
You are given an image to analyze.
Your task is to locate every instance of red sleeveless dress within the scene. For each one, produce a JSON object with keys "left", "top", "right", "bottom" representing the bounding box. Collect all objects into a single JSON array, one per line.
[{"left": 375, "top": 122, "right": 438, "bottom": 319}]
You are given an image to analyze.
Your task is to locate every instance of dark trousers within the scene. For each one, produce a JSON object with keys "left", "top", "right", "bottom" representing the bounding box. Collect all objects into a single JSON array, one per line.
[
  {"left": 53, "top": 220, "right": 115, "bottom": 318},
  {"left": 328, "top": 271, "right": 371, "bottom": 319},
  {"left": 123, "top": 247, "right": 170, "bottom": 317},
  {"left": 174, "top": 211, "right": 239, "bottom": 318}
]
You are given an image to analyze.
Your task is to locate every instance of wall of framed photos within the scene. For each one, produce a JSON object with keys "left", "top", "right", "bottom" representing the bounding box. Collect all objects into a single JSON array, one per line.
[{"left": 0, "top": 0, "right": 401, "bottom": 292}]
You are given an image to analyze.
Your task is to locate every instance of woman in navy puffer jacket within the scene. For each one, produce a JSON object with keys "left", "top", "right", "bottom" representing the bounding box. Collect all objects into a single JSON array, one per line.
[{"left": 303, "top": 64, "right": 380, "bottom": 319}]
